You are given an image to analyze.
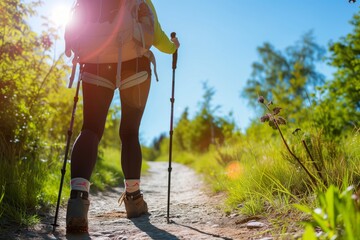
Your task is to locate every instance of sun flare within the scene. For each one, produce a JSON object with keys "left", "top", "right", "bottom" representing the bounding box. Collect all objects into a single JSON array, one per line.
[
  {"left": 51, "top": 4, "right": 71, "bottom": 27},
  {"left": 226, "top": 161, "right": 243, "bottom": 180}
]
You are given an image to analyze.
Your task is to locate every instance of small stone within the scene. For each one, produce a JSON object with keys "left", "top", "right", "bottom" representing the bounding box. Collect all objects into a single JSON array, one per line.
[{"left": 246, "top": 221, "right": 266, "bottom": 229}]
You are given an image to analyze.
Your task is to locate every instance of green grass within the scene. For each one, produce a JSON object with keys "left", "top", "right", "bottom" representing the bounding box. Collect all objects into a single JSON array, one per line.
[
  {"left": 296, "top": 184, "right": 360, "bottom": 239},
  {"left": 92, "top": 147, "right": 149, "bottom": 191},
  {"left": 0, "top": 155, "right": 49, "bottom": 226},
  {"left": 0, "top": 187, "right": 4, "bottom": 217},
  {"left": 91, "top": 147, "right": 124, "bottom": 191},
  {"left": 72, "top": 146, "right": 149, "bottom": 193},
  {"left": 0, "top": 145, "right": 150, "bottom": 226},
  {"left": 166, "top": 130, "right": 360, "bottom": 235}
]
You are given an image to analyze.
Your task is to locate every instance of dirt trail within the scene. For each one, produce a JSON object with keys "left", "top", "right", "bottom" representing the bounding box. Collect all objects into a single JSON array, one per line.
[{"left": 3, "top": 162, "right": 277, "bottom": 240}]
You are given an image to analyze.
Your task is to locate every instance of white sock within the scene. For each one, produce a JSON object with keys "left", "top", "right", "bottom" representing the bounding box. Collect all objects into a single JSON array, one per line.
[
  {"left": 124, "top": 179, "right": 140, "bottom": 193},
  {"left": 71, "top": 178, "right": 90, "bottom": 192}
]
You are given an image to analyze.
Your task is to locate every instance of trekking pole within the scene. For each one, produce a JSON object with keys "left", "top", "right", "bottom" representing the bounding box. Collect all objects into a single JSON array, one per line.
[
  {"left": 52, "top": 65, "right": 81, "bottom": 232},
  {"left": 167, "top": 32, "right": 178, "bottom": 224}
]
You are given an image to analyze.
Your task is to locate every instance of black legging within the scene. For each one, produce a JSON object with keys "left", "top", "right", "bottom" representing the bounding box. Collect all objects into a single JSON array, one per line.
[{"left": 71, "top": 57, "right": 151, "bottom": 180}]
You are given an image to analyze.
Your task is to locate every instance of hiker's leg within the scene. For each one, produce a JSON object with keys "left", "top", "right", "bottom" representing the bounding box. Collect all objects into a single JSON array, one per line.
[
  {"left": 119, "top": 57, "right": 151, "bottom": 180},
  {"left": 71, "top": 70, "right": 114, "bottom": 181},
  {"left": 67, "top": 65, "right": 115, "bottom": 232},
  {"left": 118, "top": 57, "right": 150, "bottom": 218}
]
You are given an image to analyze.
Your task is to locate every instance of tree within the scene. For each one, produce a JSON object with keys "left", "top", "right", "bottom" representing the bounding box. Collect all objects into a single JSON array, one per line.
[
  {"left": 173, "top": 107, "right": 191, "bottom": 151},
  {"left": 315, "top": 11, "right": 360, "bottom": 134},
  {"left": 0, "top": 0, "right": 73, "bottom": 160},
  {"left": 174, "top": 82, "right": 235, "bottom": 152},
  {"left": 242, "top": 31, "right": 326, "bottom": 124},
  {"left": 0, "top": 0, "right": 76, "bottom": 223}
]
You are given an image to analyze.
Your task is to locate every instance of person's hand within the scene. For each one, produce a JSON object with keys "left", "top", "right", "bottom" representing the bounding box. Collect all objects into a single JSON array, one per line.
[{"left": 171, "top": 37, "right": 180, "bottom": 49}]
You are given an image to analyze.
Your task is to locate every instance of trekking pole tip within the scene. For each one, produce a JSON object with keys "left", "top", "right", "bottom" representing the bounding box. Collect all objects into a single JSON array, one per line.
[{"left": 51, "top": 223, "right": 59, "bottom": 233}]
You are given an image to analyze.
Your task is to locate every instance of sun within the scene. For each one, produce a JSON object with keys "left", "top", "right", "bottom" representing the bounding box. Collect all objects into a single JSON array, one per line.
[{"left": 51, "top": 4, "right": 71, "bottom": 27}]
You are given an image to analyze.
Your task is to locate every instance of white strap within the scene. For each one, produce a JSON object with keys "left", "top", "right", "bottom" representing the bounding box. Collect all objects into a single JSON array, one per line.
[
  {"left": 144, "top": 51, "right": 159, "bottom": 82},
  {"left": 82, "top": 72, "right": 116, "bottom": 89},
  {"left": 116, "top": 44, "right": 122, "bottom": 88},
  {"left": 120, "top": 71, "right": 148, "bottom": 90},
  {"left": 138, "top": 22, "right": 145, "bottom": 49}
]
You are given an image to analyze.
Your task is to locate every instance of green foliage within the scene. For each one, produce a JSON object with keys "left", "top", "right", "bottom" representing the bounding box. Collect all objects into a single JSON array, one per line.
[
  {"left": 173, "top": 82, "right": 236, "bottom": 152},
  {"left": 0, "top": 154, "right": 48, "bottom": 225},
  {"left": 0, "top": 0, "right": 123, "bottom": 226},
  {"left": 258, "top": 96, "right": 326, "bottom": 188},
  {"left": 222, "top": 139, "right": 306, "bottom": 215},
  {"left": 242, "top": 31, "right": 326, "bottom": 124},
  {"left": 0, "top": 191, "right": 4, "bottom": 219},
  {"left": 0, "top": 0, "right": 74, "bottom": 225},
  {"left": 91, "top": 148, "right": 124, "bottom": 191},
  {"left": 144, "top": 133, "right": 166, "bottom": 161},
  {"left": 312, "top": 12, "right": 360, "bottom": 136},
  {"left": 186, "top": 129, "right": 360, "bottom": 236},
  {"left": 302, "top": 225, "right": 318, "bottom": 240},
  {"left": 100, "top": 104, "right": 121, "bottom": 149},
  {"left": 296, "top": 185, "right": 360, "bottom": 240}
]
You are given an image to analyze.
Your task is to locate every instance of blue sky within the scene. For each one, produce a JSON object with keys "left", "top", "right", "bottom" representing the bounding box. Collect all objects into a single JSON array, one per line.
[{"left": 28, "top": 0, "right": 359, "bottom": 145}]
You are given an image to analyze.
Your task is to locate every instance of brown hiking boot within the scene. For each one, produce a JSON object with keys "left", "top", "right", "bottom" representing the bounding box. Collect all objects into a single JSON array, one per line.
[
  {"left": 66, "top": 190, "right": 90, "bottom": 233},
  {"left": 118, "top": 190, "right": 148, "bottom": 218}
]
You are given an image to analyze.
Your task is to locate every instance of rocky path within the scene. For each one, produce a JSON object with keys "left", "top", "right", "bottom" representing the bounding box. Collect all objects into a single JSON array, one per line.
[{"left": 3, "top": 162, "right": 275, "bottom": 240}]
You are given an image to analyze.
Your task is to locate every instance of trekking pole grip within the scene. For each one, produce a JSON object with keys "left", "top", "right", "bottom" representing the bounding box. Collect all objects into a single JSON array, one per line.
[{"left": 171, "top": 32, "right": 178, "bottom": 70}]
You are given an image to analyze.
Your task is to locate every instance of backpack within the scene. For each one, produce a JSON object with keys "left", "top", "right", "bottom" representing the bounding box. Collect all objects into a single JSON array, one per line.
[{"left": 65, "top": 0, "right": 155, "bottom": 88}]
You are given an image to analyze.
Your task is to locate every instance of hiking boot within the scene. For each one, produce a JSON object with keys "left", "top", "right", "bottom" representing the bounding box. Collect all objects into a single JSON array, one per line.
[
  {"left": 118, "top": 190, "right": 148, "bottom": 218},
  {"left": 66, "top": 190, "right": 90, "bottom": 233}
]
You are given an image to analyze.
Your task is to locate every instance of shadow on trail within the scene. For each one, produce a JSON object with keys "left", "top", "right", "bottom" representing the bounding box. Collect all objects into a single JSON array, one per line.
[
  {"left": 64, "top": 232, "right": 91, "bottom": 240},
  {"left": 172, "top": 221, "right": 234, "bottom": 240},
  {"left": 131, "top": 215, "right": 179, "bottom": 240}
]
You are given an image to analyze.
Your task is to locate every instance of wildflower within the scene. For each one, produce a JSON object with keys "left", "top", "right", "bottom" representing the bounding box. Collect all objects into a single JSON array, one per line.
[
  {"left": 277, "top": 116, "right": 286, "bottom": 125},
  {"left": 273, "top": 107, "right": 282, "bottom": 115},
  {"left": 258, "top": 96, "right": 265, "bottom": 104},
  {"left": 269, "top": 120, "right": 277, "bottom": 129},
  {"left": 260, "top": 113, "right": 271, "bottom": 122}
]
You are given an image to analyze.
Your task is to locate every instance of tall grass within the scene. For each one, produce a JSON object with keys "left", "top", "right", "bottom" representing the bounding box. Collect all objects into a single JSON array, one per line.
[
  {"left": 0, "top": 141, "right": 146, "bottom": 226},
  {"left": 91, "top": 147, "right": 124, "bottom": 191},
  {"left": 0, "top": 186, "right": 4, "bottom": 218},
  {"left": 0, "top": 138, "right": 71, "bottom": 226},
  {"left": 202, "top": 139, "right": 309, "bottom": 215},
  {"left": 167, "top": 127, "right": 360, "bottom": 234},
  {"left": 297, "top": 184, "right": 360, "bottom": 239},
  {"left": 0, "top": 150, "right": 49, "bottom": 225},
  {"left": 91, "top": 147, "right": 150, "bottom": 191}
]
